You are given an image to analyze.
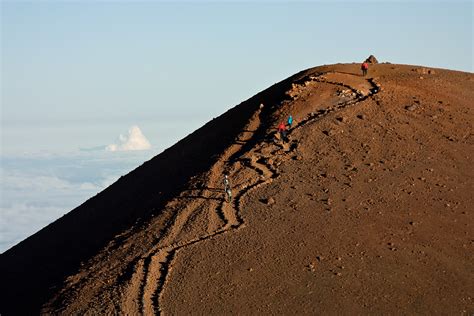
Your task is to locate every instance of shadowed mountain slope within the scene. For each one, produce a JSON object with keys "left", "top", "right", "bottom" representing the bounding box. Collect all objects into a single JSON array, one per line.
[{"left": 1, "top": 62, "right": 473, "bottom": 315}]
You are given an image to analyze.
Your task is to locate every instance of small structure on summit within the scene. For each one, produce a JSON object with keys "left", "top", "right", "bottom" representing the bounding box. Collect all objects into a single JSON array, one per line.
[{"left": 365, "top": 55, "right": 379, "bottom": 64}]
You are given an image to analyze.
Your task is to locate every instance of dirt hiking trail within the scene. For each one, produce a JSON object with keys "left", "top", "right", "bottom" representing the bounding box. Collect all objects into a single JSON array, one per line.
[
  {"left": 49, "top": 70, "right": 382, "bottom": 314},
  {"left": 1, "top": 62, "right": 472, "bottom": 315}
]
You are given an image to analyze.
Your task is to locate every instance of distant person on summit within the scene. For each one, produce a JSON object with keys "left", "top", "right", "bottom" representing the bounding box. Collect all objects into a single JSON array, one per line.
[
  {"left": 278, "top": 121, "right": 288, "bottom": 142},
  {"left": 287, "top": 115, "right": 293, "bottom": 129},
  {"left": 361, "top": 62, "right": 369, "bottom": 76}
]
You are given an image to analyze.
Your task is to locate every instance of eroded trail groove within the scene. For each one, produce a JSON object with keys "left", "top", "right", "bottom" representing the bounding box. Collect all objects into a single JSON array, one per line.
[
  {"left": 4, "top": 62, "right": 472, "bottom": 316},
  {"left": 118, "top": 102, "right": 267, "bottom": 315},
  {"left": 122, "top": 72, "right": 381, "bottom": 315},
  {"left": 38, "top": 70, "right": 381, "bottom": 315}
]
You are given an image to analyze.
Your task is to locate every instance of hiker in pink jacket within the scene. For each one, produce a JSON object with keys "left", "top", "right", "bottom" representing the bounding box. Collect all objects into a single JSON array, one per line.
[{"left": 361, "top": 62, "right": 369, "bottom": 76}]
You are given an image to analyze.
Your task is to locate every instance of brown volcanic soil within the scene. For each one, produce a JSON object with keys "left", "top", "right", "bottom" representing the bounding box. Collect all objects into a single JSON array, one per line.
[{"left": 1, "top": 62, "right": 473, "bottom": 315}]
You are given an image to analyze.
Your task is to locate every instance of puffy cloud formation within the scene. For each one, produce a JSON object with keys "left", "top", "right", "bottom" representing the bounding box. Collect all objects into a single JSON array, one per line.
[
  {"left": 1, "top": 151, "right": 154, "bottom": 252},
  {"left": 106, "top": 126, "right": 151, "bottom": 152}
]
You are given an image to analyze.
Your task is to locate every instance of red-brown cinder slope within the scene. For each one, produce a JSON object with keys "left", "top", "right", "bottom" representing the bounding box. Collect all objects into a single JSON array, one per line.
[{"left": 1, "top": 62, "right": 473, "bottom": 315}]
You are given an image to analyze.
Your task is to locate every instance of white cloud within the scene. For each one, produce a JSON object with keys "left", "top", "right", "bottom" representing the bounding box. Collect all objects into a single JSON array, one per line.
[
  {"left": 0, "top": 203, "right": 65, "bottom": 253},
  {"left": 1, "top": 144, "right": 156, "bottom": 252},
  {"left": 0, "top": 162, "right": 121, "bottom": 253},
  {"left": 0, "top": 171, "right": 100, "bottom": 252},
  {"left": 106, "top": 126, "right": 151, "bottom": 152}
]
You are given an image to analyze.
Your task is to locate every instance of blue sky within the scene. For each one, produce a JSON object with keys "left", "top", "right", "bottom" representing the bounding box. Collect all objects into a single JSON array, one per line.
[
  {"left": 3, "top": 2, "right": 472, "bottom": 129},
  {"left": 0, "top": 0, "right": 472, "bottom": 252}
]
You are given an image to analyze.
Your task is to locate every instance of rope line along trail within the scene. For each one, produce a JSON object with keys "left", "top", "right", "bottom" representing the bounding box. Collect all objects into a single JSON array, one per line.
[{"left": 117, "top": 72, "right": 381, "bottom": 315}]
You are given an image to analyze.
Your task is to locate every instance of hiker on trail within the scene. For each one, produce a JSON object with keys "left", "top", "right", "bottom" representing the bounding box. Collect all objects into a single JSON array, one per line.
[
  {"left": 223, "top": 174, "right": 232, "bottom": 202},
  {"left": 361, "top": 62, "right": 369, "bottom": 76},
  {"left": 224, "top": 174, "right": 230, "bottom": 191},
  {"left": 225, "top": 187, "right": 232, "bottom": 203},
  {"left": 277, "top": 121, "right": 288, "bottom": 142},
  {"left": 287, "top": 115, "right": 293, "bottom": 129}
]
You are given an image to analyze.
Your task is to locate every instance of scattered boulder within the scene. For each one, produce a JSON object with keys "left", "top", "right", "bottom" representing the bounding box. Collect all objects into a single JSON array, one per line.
[
  {"left": 261, "top": 197, "right": 275, "bottom": 205},
  {"left": 405, "top": 104, "right": 418, "bottom": 111},
  {"left": 413, "top": 68, "right": 436, "bottom": 75},
  {"left": 336, "top": 89, "right": 353, "bottom": 98},
  {"left": 322, "top": 129, "right": 336, "bottom": 136},
  {"left": 365, "top": 55, "right": 379, "bottom": 64}
]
